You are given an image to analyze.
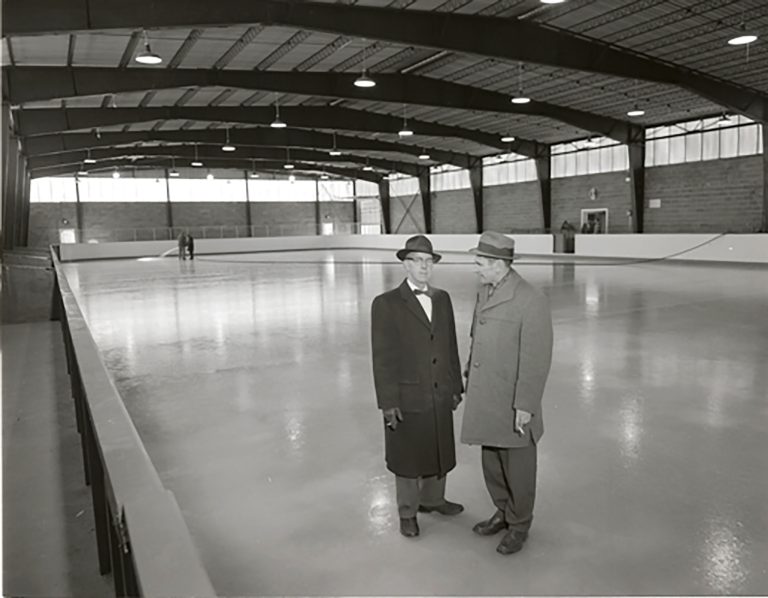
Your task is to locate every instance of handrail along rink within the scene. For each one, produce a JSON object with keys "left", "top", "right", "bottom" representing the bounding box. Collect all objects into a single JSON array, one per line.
[{"left": 50, "top": 246, "right": 217, "bottom": 598}]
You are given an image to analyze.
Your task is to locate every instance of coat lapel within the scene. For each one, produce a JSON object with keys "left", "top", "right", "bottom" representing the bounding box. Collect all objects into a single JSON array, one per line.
[
  {"left": 479, "top": 270, "right": 522, "bottom": 312},
  {"left": 398, "top": 280, "right": 431, "bottom": 330}
]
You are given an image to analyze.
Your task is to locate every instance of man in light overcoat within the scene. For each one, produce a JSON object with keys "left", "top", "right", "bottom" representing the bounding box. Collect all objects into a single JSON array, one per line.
[
  {"left": 371, "top": 235, "right": 464, "bottom": 538},
  {"left": 461, "top": 231, "right": 553, "bottom": 555}
]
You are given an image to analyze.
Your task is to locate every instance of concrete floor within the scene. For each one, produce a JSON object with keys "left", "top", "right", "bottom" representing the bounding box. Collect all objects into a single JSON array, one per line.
[
  {"left": 2, "top": 321, "right": 114, "bottom": 598},
  {"left": 55, "top": 249, "right": 768, "bottom": 596}
]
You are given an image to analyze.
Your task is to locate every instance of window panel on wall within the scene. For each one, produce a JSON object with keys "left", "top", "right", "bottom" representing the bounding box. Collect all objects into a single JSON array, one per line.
[
  {"left": 78, "top": 176, "right": 167, "bottom": 202},
  {"left": 587, "top": 149, "right": 600, "bottom": 173},
  {"left": 653, "top": 138, "right": 670, "bottom": 166},
  {"left": 599, "top": 147, "right": 613, "bottom": 171},
  {"left": 30, "top": 177, "right": 78, "bottom": 203},
  {"left": 612, "top": 145, "right": 629, "bottom": 170},
  {"left": 685, "top": 131, "right": 702, "bottom": 162},
  {"left": 318, "top": 180, "right": 354, "bottom": 201},
  {"left": 390, "top": 176, "right": 419, "bottom": 196},
  {"left": 702, "top": 129, "right": 719, "bottom": 160},
  {"left": 575, "top": 150, "right": 588, "bottom": 176},
  {"left": 737, "top": 124, "right": 759, "bottom": 156},
  {"left": 645, "top": 138, "right": 655, "bottom": 167},
  {"left": 669, "top": 135, "right": 685, "bottom": 164},
  {"left": 170, "top": 177, "right": 247, "bottom": 202},
  {"left": 720, "top": 126, "right": 738, "bottom": 158},
  {"left": 246, "top": 179, "right": 316, "bottom": 202},
  {"left": 355, "top": 180, "right": 379, "bottom": 198},
  {"left": 552, "top": 153, "right": 566, "bottom": 178},
  {"left": 430, "top": 167, "right": 470, "bottom": 191}
]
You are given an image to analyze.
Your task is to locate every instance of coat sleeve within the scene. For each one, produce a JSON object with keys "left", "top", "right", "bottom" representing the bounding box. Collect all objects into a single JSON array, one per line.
[
  {"left": 371, "top": 295, "right": 401, "bottom": 410},
  {"left": 445, "top": 293, "right": 464, "bottom": 394},
  {"left": 513, "top": 294, "right": 554, "bottom": 414},
  {"left": 464, "top": 292, "right": 479, "bottom": 379}
]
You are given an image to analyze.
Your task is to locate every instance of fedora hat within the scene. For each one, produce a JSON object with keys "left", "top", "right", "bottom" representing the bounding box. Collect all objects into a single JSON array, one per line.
[
  {"left": 469, "top": 231, "right": 515, "bottom": 261},
  {"left": 396, "top": 235, "right": 442, "bottom": 263}
]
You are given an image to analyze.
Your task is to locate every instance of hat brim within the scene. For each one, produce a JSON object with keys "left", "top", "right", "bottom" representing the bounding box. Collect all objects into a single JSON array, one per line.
[
  {"left": 396, "top": 249, "right": 442, "bottom": 263},
  {"left": 469, "top": 247, "right": 514, "bottom": 261}
]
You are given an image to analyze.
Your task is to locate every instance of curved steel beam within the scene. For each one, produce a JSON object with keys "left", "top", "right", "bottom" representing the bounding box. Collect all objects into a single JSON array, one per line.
[
  {"left": 3, "top": 0, "right": 765, "bottom": 122},
  {"left": 4, "top": 66, "right": 634, "bottom": 139},
  {"left": 13, "top": 106, "right": 540, "bottom": 155}
]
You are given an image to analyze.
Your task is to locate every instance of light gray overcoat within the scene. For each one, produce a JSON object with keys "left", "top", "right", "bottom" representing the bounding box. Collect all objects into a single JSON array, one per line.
[{"left": 460, "top": 270, "right": 553, "bottom": 448}]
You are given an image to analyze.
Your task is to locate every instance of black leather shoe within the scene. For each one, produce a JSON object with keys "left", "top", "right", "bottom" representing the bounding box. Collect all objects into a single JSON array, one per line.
[
  {"left": 418, "top": 500, "right": 464, "bottom": 516},
  {"left": 400, "top": 517, "right": 420, "bottom": 538},
  {"left": 496, "top": 529, "right": 528, "bottom": 555},
  {"left": 472, "top": 511, "right": 507, "bottom": 536}
]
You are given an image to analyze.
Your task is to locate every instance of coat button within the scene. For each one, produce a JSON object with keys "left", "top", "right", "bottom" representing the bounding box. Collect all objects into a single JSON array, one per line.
[
  {"left": 433, "top": 382, "right": 438, "bottom": 389},
  {"left": 479, "top": 318, "right": 486, "bottom": 325},
  {"left": 432, "top": 358, "right": 437, "bottom": 364},
  {"left": 473, "top": 362, "right": 480, "bottom": 368},
  {"left": 430, "top": 334, "right": 434, "bottom": 340}
]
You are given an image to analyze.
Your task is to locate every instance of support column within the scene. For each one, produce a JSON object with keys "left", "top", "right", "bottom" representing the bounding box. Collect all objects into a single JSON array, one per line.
[
  {"left": 164, "top": 169, "right": 174, "bottom": 233},
  {"left": 74, "top": 175, "right": 84, "bottom": 241},
  {"left": 418, "top": 168, "right": 432, "bottom": 234},
  {"left": 4, "top": 134, "right": 19, "bottom": 250},
  {"left": 17, "top": 153, "right": 30, "bottom": 246},
  {"left": 628, "top": 130, "right": 646, "bottom": 234},
  {"left": 314, "top": 179, "right": 321, "bottom": 235},
  {"left": 534, "top": 146, "right": 552, "bottom": 232},
  {"left": 762, "top": 123, "right": 768, "bottom": 233},
  {"left": 377, "top": 180, "right": 391, "bottom": 234},
  {"left": 243, "top": 171, "right": 252, "bottom": 236},
  {"left": 1, "top": 102, "right": 11, "bottom": 252},
  {"left": 468, "top": 157, "right": 483, "bottom": 233}
]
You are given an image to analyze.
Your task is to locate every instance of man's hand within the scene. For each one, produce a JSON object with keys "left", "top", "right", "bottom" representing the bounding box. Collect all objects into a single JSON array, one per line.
[
  {"left": 452, "top": 394, "right": 463, "bottom": 410},
  {"left": 383, "top": 407, "right": 404, "bottom": 431},
  {"left": 515, "top": 409, "right": 532, "bottom": 435}
]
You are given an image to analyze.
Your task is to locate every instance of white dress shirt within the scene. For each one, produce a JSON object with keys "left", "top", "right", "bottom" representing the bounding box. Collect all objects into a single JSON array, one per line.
[{"left": 407, "top": 280, "right": 432, "bottom": 322}]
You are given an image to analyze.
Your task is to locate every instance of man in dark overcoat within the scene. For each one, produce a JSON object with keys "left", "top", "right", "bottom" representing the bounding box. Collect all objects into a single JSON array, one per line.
[
  {"left": 371, "top": 235, "right": 464, "bottom": 538},
  {"left": 461, "top": 231, "right": 553, "bottom": 555}
]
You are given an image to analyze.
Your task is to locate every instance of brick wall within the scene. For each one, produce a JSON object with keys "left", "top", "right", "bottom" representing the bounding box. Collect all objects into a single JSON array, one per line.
[
  {"left": 552, "top": 172, "right": 633, "bottom": 233},
  {"left": 318, "top": 201, "right": 356, "bottom": 234},
  {"left": 645, "top": 156, "right": 763, "bottom": 233},
  {"left": 250, "top": 202, "right": 317, "bottom": 236},
  {"left": 80, "top": 202, "right": 169, "bottom": 241},
  {"left": 28, "top": 203, "right": 79, "bottom": 246},
  {"left": 390, "top": 193, "right": 425, "bottom": 233},
  {"left": 484, "top": 182, "right": 543, "bottom": 232},
  {"left": 172, "top": 202, "right": 247, "bottom": 228},
  {"left": 432, "top": 189, "right": 477, "bottom": 233}
]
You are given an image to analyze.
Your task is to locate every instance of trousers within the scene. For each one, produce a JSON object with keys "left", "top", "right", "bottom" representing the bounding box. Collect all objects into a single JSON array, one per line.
[
  {"left": 481, "top": 444, "right": 537, "bottom": 533},
  {"left": 395, "top": 475, "right": 446, "bottom": 518}
]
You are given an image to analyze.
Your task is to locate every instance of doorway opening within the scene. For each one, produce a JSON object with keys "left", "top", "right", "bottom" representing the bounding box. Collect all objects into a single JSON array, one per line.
[{"left": 580, "top": 208, "right": 609, "bottom": 234}]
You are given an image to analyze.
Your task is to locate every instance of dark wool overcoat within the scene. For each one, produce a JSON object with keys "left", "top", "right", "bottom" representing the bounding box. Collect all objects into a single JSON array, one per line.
[{"left": 371, "top": 280, "right": 463, "bottom": 478}]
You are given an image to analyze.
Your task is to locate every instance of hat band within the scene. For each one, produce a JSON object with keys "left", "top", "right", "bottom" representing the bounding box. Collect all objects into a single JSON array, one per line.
[{"left": 477, "top": 240, "right": 514, "bottom": 257}]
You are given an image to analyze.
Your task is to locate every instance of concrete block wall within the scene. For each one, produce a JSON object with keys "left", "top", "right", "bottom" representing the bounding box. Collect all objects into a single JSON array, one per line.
[
  {"left": 432, "top": 189, "right": 477, "bottom": 233},
  {"left": 28, "top": 203, "right": 78, "bottom": 246},
  {"left": 484, "top": 182, "right": 543, "bottom": 232},
  {"left": 552, "top": 172, "right": 633, "bottom": 233},
  {"left": 172, "top": 202, "right": 246, "bottom": 228},
  {"left": 250, "top": 202, "right": 317, "bottom": 236},
  {"left": 81, "top": 203, "right": 169, "bottom": 241},
  {"left": 318, "top": 201, "right": 356, "bottom": 233},
  {"left": 390, "top": 193, "right": 425, "bottom": 233},
  {"left": 644, "top": 156, "right": 763, "bottom": 233}
]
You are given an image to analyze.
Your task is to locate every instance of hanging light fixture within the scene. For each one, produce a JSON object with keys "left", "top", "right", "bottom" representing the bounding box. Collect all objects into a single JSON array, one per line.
[
  {"left": 221, "top": 126, "right": 236, "bottom": 152},
  {"left": 283, "top": 147, "right": 294, "bottom": 169},
  {"left": 627, "top": 104, "right": 645, "bottom": 117},
  {"left": 169, "top": 156, "right": 180, "bottom": 177},
  {"left": 250, "top": 159, "right": 260, "bottom": 178},
  {"left": 727, "top": 22, "right": 758, "bottom": 45},
  {"left": 354, "top": 43, "right": 376, "bottom": 88},
  {"left": 271, "top": 94, "right": 287, "bottom": 128},
  {"left": 84, "top": 149, "right": 96, "bottom": 164},
  {"left": 418, "top": 150, "right": 431, "bottom": 160},
  {"left": 500, "top": 135, "right": 515, "bottom": 143},
  {"left": 329, "top": 132, "right": 342, "bottom": 156},
  {"left": 112, "top": 168, "right": 120, "bottom": 179},
  {"left": 540, "top": 0, "right": 566, "bottom": 4},
  {"left": 320, "top": 172, "right": 329, "bottom": 180},
  {"left": 288, "top": 174, "right": 296, "bottom": 183},
  {"left": 363, "top": 158, "right": 374, "bottom": 171},
  {"left": 77, "top": 164, "right": 89, "bottom": 176},
  {"left": 135, "top": 30, "right": 163, "bottom": 65},
  {"left": 206, "top": 171, "right": 214, "bottom": 180},
  {"left": 191, "top": 143, "right": 203, "bottom": 167},
  {"left": 511, "top": 62, "right": 531, "bottom": 104},
  {"left": 398, "top": 105, "right": 414, "bottom": 137}
]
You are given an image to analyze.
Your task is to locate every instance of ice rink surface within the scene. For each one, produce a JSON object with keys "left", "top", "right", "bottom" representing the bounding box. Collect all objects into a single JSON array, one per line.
[{"left": 61, "top": 249, "right": 768, "bottom": 596}]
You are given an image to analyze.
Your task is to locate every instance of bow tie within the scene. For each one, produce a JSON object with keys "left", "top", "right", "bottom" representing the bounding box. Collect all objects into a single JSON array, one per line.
[{"left": 413, "top": 288, "right": 432, "bottom": 297}]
